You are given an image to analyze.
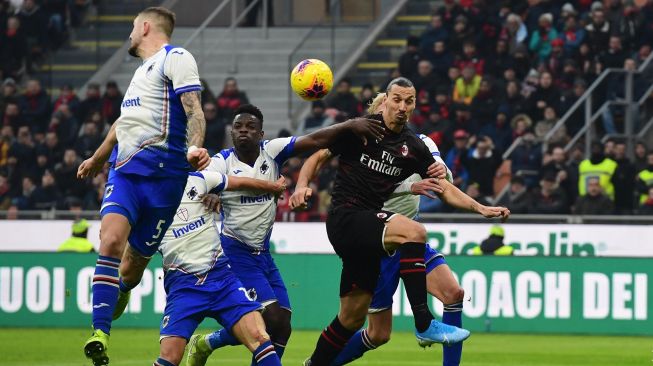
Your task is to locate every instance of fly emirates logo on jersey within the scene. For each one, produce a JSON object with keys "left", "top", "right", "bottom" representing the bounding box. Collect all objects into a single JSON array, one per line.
[{"left": 360, "top": 150, "right": 402, "bottom": 176}]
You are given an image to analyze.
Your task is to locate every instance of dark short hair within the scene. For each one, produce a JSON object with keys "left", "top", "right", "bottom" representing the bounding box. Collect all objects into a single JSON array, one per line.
[
  {"left": 385, "top": 77, "right": 414, "bottom": 93},
  {"left": 140, "top": 7, "right": 176, "bottom": 38},
  {"left": 233, "top": 104, "right": 264, "bottom": 125}
]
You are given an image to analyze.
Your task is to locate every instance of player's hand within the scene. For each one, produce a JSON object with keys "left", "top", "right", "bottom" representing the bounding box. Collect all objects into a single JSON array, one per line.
[
  {"left": 187, "top": 148, "right": 210, "bottom": 171},
  {"left": 426, "top": 162, "right": 447, "bottom": 179},
  {"left": 347, "top": 118, "right": 385, "bottom": 146},
  {"left": 272, "top": 176, "right": 287, "bottom": 195},
  {"left": 410, "top": 178, "right": 444, "bottom": 199},
  {"left": 77, "top": 156, "right": 105, "bottom": 179},
  {"left": 479, "top": 206, "right": 511, "bottom": 222},
  {"left": 201, "top": 193, "right": 221, "bottom": 212},
  {"left": 289, "top": 186, "right": 312, "bottom": 211}
]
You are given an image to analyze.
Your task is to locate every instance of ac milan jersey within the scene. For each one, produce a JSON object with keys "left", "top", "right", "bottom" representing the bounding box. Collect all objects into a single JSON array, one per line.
[{"left": 329, "top": 114, "right": 433, "bottom": 211}]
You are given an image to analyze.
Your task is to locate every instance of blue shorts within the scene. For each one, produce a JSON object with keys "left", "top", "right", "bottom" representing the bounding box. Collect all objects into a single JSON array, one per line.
[
  {"left": 160, "top": 268, "right": 262, "bottom": 341},
  {"left": 100, "top": 168, "right": 186, "bottom": 257},
  {"left": 220, "top": 234, "right": 291, "bottom": 311},
  {"left": 369, "top": 246, "right": 446, "bottom": 313}
]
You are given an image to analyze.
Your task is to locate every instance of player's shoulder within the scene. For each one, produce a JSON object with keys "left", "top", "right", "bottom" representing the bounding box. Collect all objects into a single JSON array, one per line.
[
  {"left": 213, "top": 147, "right": 235, "bottom": 161},
  {"left": 163, "top": 45, "right": 192, "bottom": 57}
]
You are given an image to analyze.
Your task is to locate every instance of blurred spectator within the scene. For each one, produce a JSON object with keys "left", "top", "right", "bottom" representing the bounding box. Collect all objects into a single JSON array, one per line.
[
  {"left": 69, "top": 0, "right": 91, "bottom": 28},
  {"left": 530, "top": 172, "right": 568, "bottom": 214},
  {"left": 510, "top": 113, "right": 532, "bottom": 141},
  {"left": 398, "top": 36, "right": 421, "bottom": 80},
  {"left": 499, "top": 175, "right": 532, "bottom": 214},
  {"left": 448, "top": 15, "right": 474, "bottom": 55},
  {"left": 611, "top": 141, "right": 636, "bottom": 214},
  {"left": 7, "top": 125, "right": 36, "bottom": 186},
  {"left": 57, "top": 219, "right": 95, "bottom": 253},
  {"left": 559, "top": 14, "right": 585, "bottom": 56},
  {"left": 83, "top": 171, "right": 106, "bottom": 211},
  {"left": 304, "top": 100, "right": 333, "bottom": 132},
  {"left": 602, "top": 58, "right": 643, "bottom": 134},
  {"left": 559, "top": 78, "right": 587, "bottom": 136},
  {"left": 31, "top": 169, "right": 60, "bottom": 210},
  {"left": 500, "top": 13, "right": 528, "bottom": 54},
  {"left": 53, "top": 84, "right": 80, "bottom": 117},
  {"left": 49, "top": 103, "right": 79, "bottom": 146},
  {"left": 534, "top": 106, "right": 567, "bottom": 144},
  {"left": 613, "top": 1, "right": 643, "bottom": 51},
  {"left": 326, "top": 78, "right": 358, "bottom": 118},
  {"left": 634, "top": 142, "right": 648, "bottom": 172},
  {"left": 527, "top": 71, "right": 559, "bottom": 121},
  {"left": 479, "top": 106, "right": 512, "bottom": 154},
  {"left": 1, "top": 16, "right": 27, "bottom": 80},
  {"left": 42, "top": 0, "right": 68, "bottom": 48},
  {"left": 40, "top": 131, "right": 63, "bottom": 166},
  {"left": 636, "top": 152, "right": 653, "bottom": 207},
  {"left": 600, "top": 36, "right": 627, "bottom": 69},
  {"left": 216, "top": 77, "right": 250, "bottom": 123},
  {"left": 455, "top": 41, "right": 485, "bottom": 76},
  {"left": 472, "top": 225, "right": 514, "bottom": 255},
  {"left": 358, "top": 84, "right": 375, "bottom": 113},
  {"left": 19, "top": 79, "right": 50, "bottom": 134},
  {"left": 445, "top": 129, "right": 470, "bottom": 188},
  {"left": 485, "top": 39, "right": 511, "bottom": 78},
  {"left": 573, "top": 177, "right": 614, "bottom": 214},
  {"left": 453, "top": 65, "right": 481, "bottom": 105},
  {"left": 0, "top": 126, "right": 12, "bottom": 168},
  {"left": 461, "top": 181, "right": 492, "bottom": 208},
  {"left": 77, "top": 83, "right": 102, "bottom": 123},
  {"left": 541, "top": 146, "right": 574, "bottom": 199},
  {"left": 74, "top": 122, "right": 100, "bottom": 159},
  {"left": 470, "top": 78, "right": 498, "bottom": 129},
  {"left": 427, "top": 41, "right": 454, "bottom": 80},
  {"left": 17, "top": 0, "right": 48, "bottom": 69},
  {"left": 500, "top": 80, "right": 526, "bottom": 117},
  {"left": 54, "top": 148, "right": 87, "bottom": 201},
  {"left": 419, "top": 109, "right": 453, "bottom": 153},
  {"left": 1, "top": 78, "right": 19, "bottom": 112},
  {"left": 436, "top": 0, "right": 463, "bottom": 31},
  {"left": 585, "top": 8, "right": 610, "bottom": 54},
  {"left": 420, "top": 14, "right": 449, "bottom": 55},
  {"left": 203, "top": 102, "right": 225, "bottom": 154},
  {"left": 509, "top": 131, "right": 542, "bottom": 188},
  {"left": 465, "top": 135, "right": 501, "bottom": 196},
  {"left": 12, "top": 175, "right": 35, "bottom": 209},
  {"left": 200, "top": 78, "right": 216, "bottom": 105},
  {"left": 3, "top": 101, "right": 24, "bottom": 132},
  {"left": 0, "top": 171, "right": 10, "bottom": 209},
  {"left": 102, "top": 81, "right": 122, "bottom": 125},
  {"left": 529, "top": 13, "right": 557, "bottom": 62},
  {"left": 639, "top": 187, "right": 653, "bottom": 215},
  {"left": 413, "top": 60, "right": 439, "bottom": 97},
  {"left": 546, "top": 38, "right": 566, "bottom": 77},
  {"left": 578, "top": 142, "right": 617, "bottom": 200}
]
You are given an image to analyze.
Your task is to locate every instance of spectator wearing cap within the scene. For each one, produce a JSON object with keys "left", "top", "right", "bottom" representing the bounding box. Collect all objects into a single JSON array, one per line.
[
  {"left": 546, "top": 38, "right": 566, "bottom": 77},
  {"left": 472, "top": 225, "right": 514, "bottom": 255},
  {"left": 585, "top": 7, "right": 611, "bottom": 54},
  {"left": 0, "top": 16, "right": 27, "bottom": 80},
  {"left": 419, "top": 14, "right": 449, "bottom": 56},
  {"left": 326, "top": 78, "right": 359, "bottom": 119},
  {"left": 57, "top": 219, "right": 95, "bottom": 253},
  {"left": 465, "top": 135, "right": 501, "bottom": 197},
  {"left": 19, "top": 79, "right": 50, "bottom": 134},
  {"left": 102, "top": 81, "right": 123, "bottom": 125},
  {"left": 573, "top": 177, "right": 614, "bottom": 214},
  {"left": 500, "top": 13, "right": 528, "bottom": 55},
  {"left": 557, "top": 3, "right": 577, "bottom": 30},
  {"left": 31, "top": 169, "right": 61, "bottom": 210},
  {"left": 479, "top": 104, "right": 512, "bottom": 154},
  {"left": 445, "top": 129, "right": 470, "bottom": 189},
  {"left": 530, "top": 172, "right": 568, "bottom": 214},
  {"left": 76, "top": 83, "right": 102, "bottom": 124},
  {"left": 453, "top": 65, "right": 481, "bottom": 105},
  {"left": 426, "top": 40, "right": 454, "bottom": 80},
  {"left": 560, "top": 14, "right": 586, "bottom": 57},
  {"left": 398, "top": 35, "right": 421, "bottom": 80},
  {"left": 530, "top": 13, "right": 558, "bottom": 62},
  {"left": 304, "top": 100, "right": 333, "bottom": 132}
]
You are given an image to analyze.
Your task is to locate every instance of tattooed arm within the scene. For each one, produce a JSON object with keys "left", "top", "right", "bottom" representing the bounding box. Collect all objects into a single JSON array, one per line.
[{"left": 180, "top": 91, "right": 209, "bottom": 170}]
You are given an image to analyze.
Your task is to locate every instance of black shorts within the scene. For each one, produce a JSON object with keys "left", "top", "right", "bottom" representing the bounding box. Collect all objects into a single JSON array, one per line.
[{"left": 326, "top": 207, "right": 397, "bottom": 296}]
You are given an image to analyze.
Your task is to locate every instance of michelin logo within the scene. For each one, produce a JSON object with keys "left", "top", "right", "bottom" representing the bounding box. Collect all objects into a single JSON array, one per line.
[{"left": 171, "top": 216, "right": 206, "bottom": 238}]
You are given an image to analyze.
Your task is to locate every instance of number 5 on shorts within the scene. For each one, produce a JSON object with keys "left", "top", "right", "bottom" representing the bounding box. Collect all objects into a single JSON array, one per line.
[{"left": 145, "top": 219, "right": 167, "bottom": 246}]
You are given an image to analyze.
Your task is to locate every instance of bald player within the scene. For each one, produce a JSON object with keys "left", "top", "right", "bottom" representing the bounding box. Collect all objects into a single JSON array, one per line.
[{"left": 77, "top": 7, "right": 210, "bottom": 365}]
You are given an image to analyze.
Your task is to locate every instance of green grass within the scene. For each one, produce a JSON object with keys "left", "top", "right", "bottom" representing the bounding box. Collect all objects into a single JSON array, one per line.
[{"left": 0, "top": 328, "right": 650, "bottom": 365}]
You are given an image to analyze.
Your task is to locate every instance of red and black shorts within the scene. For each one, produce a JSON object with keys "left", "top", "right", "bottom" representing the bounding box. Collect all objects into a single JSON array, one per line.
[{"left": 326, "top": 207, "right": 398, "bottom": 297}]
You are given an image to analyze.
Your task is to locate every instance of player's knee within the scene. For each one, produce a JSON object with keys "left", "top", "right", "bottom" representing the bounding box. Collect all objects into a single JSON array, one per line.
[
  {"left": 99, "top": 232, "right": 124, "bottom": 257},
  {"left": 443, "top": 287, "right": 465, "bottom": 305},
  {"left": 367, "top": 328, "right": 391, "bottom": 346},
  {"left": 404, "top": 222, "right": 427, "bottom": 243},
  {"left": 263, "top": 305, "right": 292, "bottom": 341},
  {"left": 158, "top": 348, "right": 183, "bottom": 366},
  {"left": 339, "top": 311, "right": 367, "bottom": 330}
]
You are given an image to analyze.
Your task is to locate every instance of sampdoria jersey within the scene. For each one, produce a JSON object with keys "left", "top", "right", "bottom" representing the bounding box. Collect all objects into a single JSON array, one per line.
[
  {"left": 383, "top": 134, "right": 453, "bottom": 218},
  {"left": 206, "top": 137, "right": 296, "bottom": 249},
  {"left": 329, "top": 114, "right": 433, "bottom": 212},
  {"left": 159, "top": 171, "right": 229, "bottom": 289},
  {"left": 112, "top": 44, "right": 201, "bottom": 177}
]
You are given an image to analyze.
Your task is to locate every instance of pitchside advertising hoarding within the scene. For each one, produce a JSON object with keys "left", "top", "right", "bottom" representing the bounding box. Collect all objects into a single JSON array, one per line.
[
  {"left": 0, "top": 254, "right": 651, "bottom": 335},
  {"left": 2, "top": 221, "right": 653, "bottom": 256}
]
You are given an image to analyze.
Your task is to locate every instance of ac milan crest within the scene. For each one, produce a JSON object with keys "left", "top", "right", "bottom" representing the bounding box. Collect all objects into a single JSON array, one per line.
[
  {"left": 400, "top": 143, "right": 409, "bottom": 157},
  {"left": 377, "top": 212, "right": 388, "bottom": 219}
]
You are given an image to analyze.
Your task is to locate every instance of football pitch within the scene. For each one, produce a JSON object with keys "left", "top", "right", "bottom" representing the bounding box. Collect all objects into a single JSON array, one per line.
[{"left": 0, "top": 328, "right": 649, "bottom": 365}]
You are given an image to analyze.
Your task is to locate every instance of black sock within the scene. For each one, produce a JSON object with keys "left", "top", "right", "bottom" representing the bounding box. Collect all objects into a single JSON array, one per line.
[
  {"left": 399, "top": 242, "right": 434, "bottom": 332},
  {"left": 310, "top": 316, "right": 357, "bottom": 366}
]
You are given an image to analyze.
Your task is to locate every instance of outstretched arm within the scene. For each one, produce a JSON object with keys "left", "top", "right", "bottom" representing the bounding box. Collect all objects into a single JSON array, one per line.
[
  {"left": 77, "top": 121, "right": 118, "bottom": 178},
  {"left": 180, "top": 91, "right": 210, "bottom": 171},
  {"left": 289, "top": 149, "right": 333, "bottom": 210},
  {"left": 437, "top": 179, "right": 510, "bottom": 220},
  {"left": 227, "top": 176, "right": 286, "bottom": 195},
  {"left": 292, "top": 117, "right": 385, "bottom": 155}
]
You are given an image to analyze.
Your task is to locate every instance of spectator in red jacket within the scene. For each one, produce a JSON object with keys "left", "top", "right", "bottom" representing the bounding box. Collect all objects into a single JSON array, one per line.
[{"left": 216, "top": 77, "right": 250, "bottom": 122}]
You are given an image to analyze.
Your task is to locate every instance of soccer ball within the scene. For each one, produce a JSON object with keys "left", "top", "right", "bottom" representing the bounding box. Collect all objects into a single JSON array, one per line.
[{"left": 290, "top": 59, "right": 333, "bottom": 101}]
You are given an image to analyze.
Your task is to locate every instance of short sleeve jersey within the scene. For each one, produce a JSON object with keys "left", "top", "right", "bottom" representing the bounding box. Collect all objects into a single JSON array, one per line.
[
  {"left": 113, "top": 45, "right": 201, "bottom": 177},
  {"left": 206, "top": 137, "right": 296, "bottom": 249},
  {"left": 159, "top": 171, "right": 229, "bottom": 287},
  {"left": 383, "top": 134, "right": 453, "bottom": 218},
  {"left": 329, "top": 114, "right": 434, "bottom": 211}
]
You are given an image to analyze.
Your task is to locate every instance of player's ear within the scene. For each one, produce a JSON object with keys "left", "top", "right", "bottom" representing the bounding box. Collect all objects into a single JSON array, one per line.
[{"left": 142, "top": 20, "right": 150, "bottom": 36}]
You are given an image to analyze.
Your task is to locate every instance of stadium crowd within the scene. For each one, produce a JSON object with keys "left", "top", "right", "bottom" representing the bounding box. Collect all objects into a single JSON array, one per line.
[{"left": 1, "top": 0, "right": 653, "bottom": 218}]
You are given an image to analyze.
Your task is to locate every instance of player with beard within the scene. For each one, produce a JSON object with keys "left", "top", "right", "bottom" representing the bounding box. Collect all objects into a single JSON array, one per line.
[
  {"left": 76, "top": 7, "right": 210, "bottom": 365},
  {"left": 182, "top": 103, "right": 385, "bottom": 366},
  {"left": 301, "top": 78, "right": 508, "bottom": 366}
]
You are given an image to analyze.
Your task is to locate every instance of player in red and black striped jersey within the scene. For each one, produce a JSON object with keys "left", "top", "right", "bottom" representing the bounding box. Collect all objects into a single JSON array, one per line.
[{"left": 304, "top": 78, "right": 508, "bottom": 366}]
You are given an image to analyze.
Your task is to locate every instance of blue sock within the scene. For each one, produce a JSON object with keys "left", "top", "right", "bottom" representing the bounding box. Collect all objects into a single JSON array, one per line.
[
  {"left": 206, "top": 328, "right": 240, "bottom": 350},
  {"left": 272, "top": 341, "right": 287, "bottom": 359},
  {"left": 92, "top": 255, "right": 121, "bottom": 334},
  {"left": 253, "top": 340, "right": 281, "bottom": 366},
  {"left": 442, "top": 302, "right": 463, "bottom": 366},
  {"left": 332, "top": 329, "right": 376, "bottom": 366},
  {"left": 153, "top": 357, "right": 176, "bottom": 366},
  {"left": 119, "top": 277, "right": 137, "bottom": 293}
]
